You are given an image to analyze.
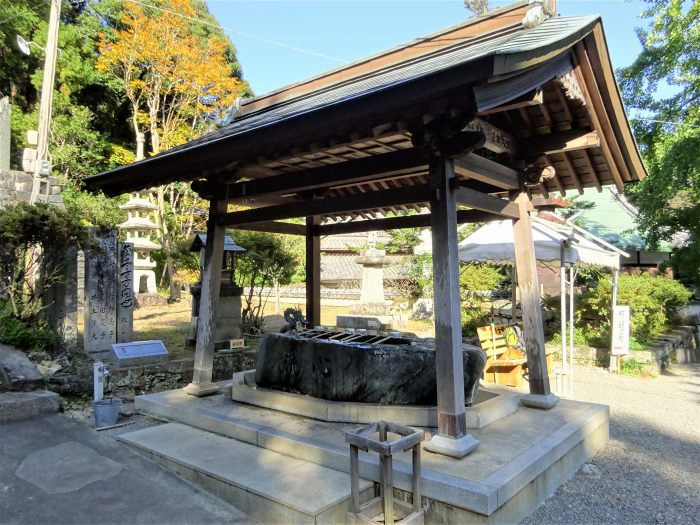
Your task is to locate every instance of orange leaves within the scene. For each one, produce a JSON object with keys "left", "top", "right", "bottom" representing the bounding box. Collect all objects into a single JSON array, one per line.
[{"left": 96, "top": 0, "right": 248, "bottom": 155}]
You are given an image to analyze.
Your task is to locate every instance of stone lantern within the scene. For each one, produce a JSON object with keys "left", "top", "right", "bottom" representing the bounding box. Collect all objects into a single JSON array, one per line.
[
  {"left": 186, "top": 232, "right": 246, "bottom": 348},
  {"left": 118, "top": 192, "right": 160, "bottom": 294}
]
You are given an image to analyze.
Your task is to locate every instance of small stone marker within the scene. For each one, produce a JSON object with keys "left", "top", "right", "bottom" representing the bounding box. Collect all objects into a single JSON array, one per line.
[{"left": 110, "top": 340, "right": 169, "bottom": 367}]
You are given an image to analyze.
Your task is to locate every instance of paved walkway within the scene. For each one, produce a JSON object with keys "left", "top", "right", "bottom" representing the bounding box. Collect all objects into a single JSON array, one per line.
[
  {"left": 0, "top": 414, "right": 254, "bottom": 525},
  {"left": 523, "top": 363, "right": 700, "bottom": 524}
]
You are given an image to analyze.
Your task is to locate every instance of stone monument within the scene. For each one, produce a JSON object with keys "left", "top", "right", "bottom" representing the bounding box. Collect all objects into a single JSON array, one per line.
[
  {"left": 84, "top": 230, "right": 134, "bottom": 353},
  {"left": 118, "top": 192, "right": 160, "bottom": 294},
  {"left": 341, "top": 232, "right": 393, "bottom": 330}
]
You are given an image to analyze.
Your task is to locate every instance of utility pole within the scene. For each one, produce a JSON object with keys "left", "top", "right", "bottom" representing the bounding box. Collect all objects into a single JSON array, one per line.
[{"left": 30, "top": 0, "right": 61, "bottom": 205}]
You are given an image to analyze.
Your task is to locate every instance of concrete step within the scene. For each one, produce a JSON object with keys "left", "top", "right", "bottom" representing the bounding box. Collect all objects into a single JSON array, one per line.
[{"left": 119, "top": 423, "right": 374, "bottom": 525}]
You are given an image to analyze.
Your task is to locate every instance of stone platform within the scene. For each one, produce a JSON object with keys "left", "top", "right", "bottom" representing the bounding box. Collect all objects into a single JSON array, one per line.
[
  {"left": 128, "top": 382, "right": 609, "bottom": 524},
  {"left": 232, "top": 370, "right": 519, "bottom": 428}
]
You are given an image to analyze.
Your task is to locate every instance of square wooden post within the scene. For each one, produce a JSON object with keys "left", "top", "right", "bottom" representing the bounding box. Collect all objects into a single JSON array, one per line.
[
  {"left": 512, "top": 191, "right": 558, "bottom": 409},
  {"left": 185, "top": 198, "right": 227, "bottom": 397},
  {"left": 306, "top": 215, "right": 321, "bottom": 327},
  {"left": 424, "top": 158, "right": 479, "bottom": 458}
]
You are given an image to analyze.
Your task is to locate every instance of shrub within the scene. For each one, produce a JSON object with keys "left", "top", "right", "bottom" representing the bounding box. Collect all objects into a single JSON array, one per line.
[
  {"left": 577, "top": 273, "right": 691, "bottom": 346},
  {"left": 0, "top": 302, "right": 56, "bottom": 353}
]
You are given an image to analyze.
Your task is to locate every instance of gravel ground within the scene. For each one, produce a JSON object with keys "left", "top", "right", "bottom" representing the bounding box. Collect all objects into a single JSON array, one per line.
[{"left": 523, "top": 363, "right": 700, "bottom": 525}]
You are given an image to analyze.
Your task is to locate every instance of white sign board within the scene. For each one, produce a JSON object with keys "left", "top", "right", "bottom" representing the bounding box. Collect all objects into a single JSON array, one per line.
[
  {"left": 110, "top": 340, "right": 169, "bottom": 366},
  {"left": 611, "top": 305, "right": 630, "bottom": 356}
]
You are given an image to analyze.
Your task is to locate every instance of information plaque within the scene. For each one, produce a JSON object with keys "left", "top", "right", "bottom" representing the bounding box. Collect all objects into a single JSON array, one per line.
[{"left": 110, "top": 340, "right": 169, "bottom": 366}]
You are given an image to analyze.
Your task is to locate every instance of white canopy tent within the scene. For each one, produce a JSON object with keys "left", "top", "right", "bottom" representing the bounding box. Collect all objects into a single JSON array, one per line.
[{"left": 458, "top": 218, "right": 627, "bottom": 397}]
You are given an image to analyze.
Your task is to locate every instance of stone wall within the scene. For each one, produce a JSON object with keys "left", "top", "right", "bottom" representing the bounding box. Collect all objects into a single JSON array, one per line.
[
  {"left": 0, "top": 170, "right": 64, "bottom": 208},
  {"left": 545, "top": 324, "right": 699, "bottom": 373},
  {"left": 49, "top": 347, "right": 257, "bottom": 399}
]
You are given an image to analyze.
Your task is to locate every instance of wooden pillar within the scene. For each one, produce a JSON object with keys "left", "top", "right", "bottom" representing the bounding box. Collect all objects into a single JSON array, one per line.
[
  {"left": 512, "top": 191, "right": 558, "bottom": 408},
  {"left": 185, "top": 198, "right": 227, "bottom": 397},
  {"left": 305, "top": 215, "right": 321, "bottom": 326},
  {"left": 428, "top": 158, "right": 467, "bottom": 438}
]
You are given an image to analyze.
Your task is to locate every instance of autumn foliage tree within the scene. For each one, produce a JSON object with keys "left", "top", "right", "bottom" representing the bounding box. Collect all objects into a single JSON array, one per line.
[{"left": 97, "top": 0, "right": 250, "bottom": 299}]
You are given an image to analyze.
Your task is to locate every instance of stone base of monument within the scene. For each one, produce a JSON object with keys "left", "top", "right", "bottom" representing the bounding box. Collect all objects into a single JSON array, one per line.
[
  {"left": 129, "top": 382, "right": 609, "bottom": 524},
  {"left": 336, "top": 314, "right": 393, "bottom": 331},
  {"left": 230, "top": 370, "right": 519, "bottom": 429}
]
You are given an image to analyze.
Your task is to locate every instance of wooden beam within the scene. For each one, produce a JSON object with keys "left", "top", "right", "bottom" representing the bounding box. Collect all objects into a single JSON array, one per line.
[
  {"left": 522, "top": 129, "right": 599, "bottom": 156},
  {"left": 464, "top": 117, "right": 517, "bottom": 155},
  {"left": 226, "top": 149, "right": 427, "bottom": 203},
  {"left": 429, "top": 158, "right": 467, "bottom": 439},
  {"left": 220, "top": 185, "right": 432, "bottom": 226},
  {"left": 317, "top": 209, "right": 501, "bottom": 235},
  {"left": 573, "top": 44, "right": 626, "bottom": 191},
  {"left": 232, "top": 221, "right": 306, "bottom": 235},
  {"left": 185, "top": 198, "right": 226, "bottom": 397},
  {"left": 306, "top": 216, "right": 321, "bottom": 326},
  {"left": 454, "top": 185, "right": 520, "bottom": 219},
  {"left": 511, "top": 191, "right": 551, "bottom": 396},
  {"left": 454, "top": 153, "right": 520, "bottom": 191},
  {"left": 476, "top": 89, "right": 543, "bottom": 117}
]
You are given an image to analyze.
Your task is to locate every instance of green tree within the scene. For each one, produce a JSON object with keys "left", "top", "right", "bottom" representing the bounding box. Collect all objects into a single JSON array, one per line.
[
  {"left": 234, "top": 231, "right": 299, "bottom": 333},
  {"left": 618, "top": 0, "right": 700, "bottom": 287}
]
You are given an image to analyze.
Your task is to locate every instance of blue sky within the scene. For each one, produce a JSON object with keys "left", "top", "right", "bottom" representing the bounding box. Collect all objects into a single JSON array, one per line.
[{"left": 205, "top": 0, "right": 650, "bottom": 97}]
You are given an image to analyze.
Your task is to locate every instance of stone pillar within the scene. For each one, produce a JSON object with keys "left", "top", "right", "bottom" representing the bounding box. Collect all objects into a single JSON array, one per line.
[
  {"left": 84, "top": 230, "right": 118, "bottom": 354},
  {"left": 42, "top": 246, "right": 78, "bottom": 352},
  {"left": 0, "top": 97, "right": 10, "bottom": 171},
  {"left": 424, "top": 158, "right": 479, "bottom": 458},
  {"left": 512, "top": 191, "right": 558, "bottom": 409},
  {"left": 306, "top": 215, "right": 321, "bottom": 326},
  {"left": 116, "top": 242, "right": 135, "bottom": 343},
  {"left": 185, "top": 198, "right": 226, "bottom": 397}
]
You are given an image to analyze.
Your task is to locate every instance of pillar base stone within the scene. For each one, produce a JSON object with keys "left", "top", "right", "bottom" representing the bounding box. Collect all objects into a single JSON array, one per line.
[
  {"left": 424, "top": 433, "right": 479, "bottom": 458},
  {"left": 521, "top": 393, "right": 559, "bottom": 409},
  {"left": 184, "top": 382, "right": 220, "bottom": 397}
]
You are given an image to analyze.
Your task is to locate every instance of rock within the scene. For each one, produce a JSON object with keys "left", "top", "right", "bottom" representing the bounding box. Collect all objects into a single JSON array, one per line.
[
  {"left": 134, "top": 292, "right": 168, "bottom": 308},
  {"left": 255, "top": 333, "right": 486, "bottom": 405},
  {"left": 0, "top": 344, "right": 44, "bottom": 392},
  {"left": 36, "top": 360, "right": 62, "bottom": 378}
]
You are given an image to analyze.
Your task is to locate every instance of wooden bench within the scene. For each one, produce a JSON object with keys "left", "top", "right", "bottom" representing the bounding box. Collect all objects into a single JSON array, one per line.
[{"left": 477, "top": 323, "right": 552, "bottom": 388}]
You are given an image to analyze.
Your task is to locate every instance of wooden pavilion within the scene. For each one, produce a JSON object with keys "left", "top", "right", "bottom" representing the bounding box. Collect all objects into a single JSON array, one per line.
[{"left": 84, "top": 0, "right": 645, "bottom": 456}]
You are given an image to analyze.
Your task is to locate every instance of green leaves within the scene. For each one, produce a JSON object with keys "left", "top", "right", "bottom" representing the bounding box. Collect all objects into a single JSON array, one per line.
[{"left": 618, "top": 0, "right": 700, "bottom": 286}]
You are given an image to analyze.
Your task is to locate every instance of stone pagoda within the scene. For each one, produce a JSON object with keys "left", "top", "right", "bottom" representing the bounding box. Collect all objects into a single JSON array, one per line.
[{"left": 118, "top": 192, "right": 161, "bottom": 294}]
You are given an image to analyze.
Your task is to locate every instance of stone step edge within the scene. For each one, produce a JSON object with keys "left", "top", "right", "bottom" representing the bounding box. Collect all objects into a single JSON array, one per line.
[
  {"left": 118, "top": 423, "right": 373, "bottom": 518},
  {"left": 0, "top": 391, "right": 60, "bottom": 424}
]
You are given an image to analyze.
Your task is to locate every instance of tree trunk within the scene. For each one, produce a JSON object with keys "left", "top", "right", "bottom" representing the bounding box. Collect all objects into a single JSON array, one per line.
[{"left": 155, "top": 186, "right": 178, "bottom": 301}]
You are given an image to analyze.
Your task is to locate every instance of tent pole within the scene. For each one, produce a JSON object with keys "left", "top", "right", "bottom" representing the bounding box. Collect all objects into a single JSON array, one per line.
[
  {"left": 511, "top": 266, "right": 517, "bottom": 324},
  {"left": 569, "top": 266, "right": 575, "bottom": 398},
  {"left": 560, "top": 244, "right": 567, "bottom": 397}
]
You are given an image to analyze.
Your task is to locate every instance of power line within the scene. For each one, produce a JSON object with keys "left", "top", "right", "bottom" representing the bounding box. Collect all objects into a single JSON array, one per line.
[{"left": 111, "top": 0, "right": 348, "bottom": 64}]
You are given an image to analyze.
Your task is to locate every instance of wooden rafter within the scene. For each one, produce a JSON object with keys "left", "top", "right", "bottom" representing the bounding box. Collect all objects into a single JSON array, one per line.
[
  {"left": 573, "top": 44, "right": 627, "bottom": 191},
  {"left": 580, "top": 149, "right": 603, "bottom": 191},
  {"left": 226, "top": 149, "right": 426, "bottom": 203},
  {"left": 559, "top": 152, "right": 584, "bottom": 195}
]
